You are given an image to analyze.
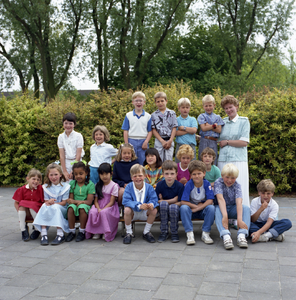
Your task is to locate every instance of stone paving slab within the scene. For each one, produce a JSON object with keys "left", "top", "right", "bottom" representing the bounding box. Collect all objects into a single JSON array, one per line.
[{"left": 0, "top": 188, "right": 296, "bottom": 299}]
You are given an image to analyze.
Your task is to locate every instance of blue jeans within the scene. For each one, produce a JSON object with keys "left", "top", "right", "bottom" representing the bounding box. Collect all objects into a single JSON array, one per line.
[
  {"left": 159, "top": 201, "right": 180, "bottom": 234},
  {"left": 215, "top": 204, "right": 250, "bottom": 238},
  {"left": 250, "top": 219, "right": 292, "bottom": 238},
  {"left": 89, "top": 166, "right": 99, "bottom": 186},
  {"left": 180, "top": 204, "right": 215, "bottom": 233},
  {"left": 128, "top": 138, "right": 148, "bottom": 165}
]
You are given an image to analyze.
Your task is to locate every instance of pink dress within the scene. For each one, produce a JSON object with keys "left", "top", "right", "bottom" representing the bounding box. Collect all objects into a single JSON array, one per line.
[{"left": 85, "top": 181, "right": 120, "bottom": 242}]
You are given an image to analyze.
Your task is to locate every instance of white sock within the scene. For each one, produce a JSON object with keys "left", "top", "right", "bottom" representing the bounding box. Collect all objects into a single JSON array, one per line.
[
  {"left": 69, "top": 228, "right": 75, "bottom": 234},
  {"left": 126, "top": 224, "right": 133, "bottom": 235},
  {"left": 79, "top": 227, "right": 85, "bottom": 233},
  {"left": 29, "top": 208, "right": 37, "bottom": 219},
  {"left": 238, "top": 233, "right": 246, "bottom": 240},
  {"left": 41, "top": 228, "right": 47, "bottom": 236},
  {"left": 143, "top": 222, "right": 152, "bottom": 235},
  {"left": 223, "top": 234, "right": 231, "bottom": 241},
  {"left": 265, "top": 232, "right": 273, "bottom": 239},
  {"left": 57, "top": 228, "right": 64, "bottom": 237},
  {"left": 18, "top": 210, "right": 26, "bottom": 231}
]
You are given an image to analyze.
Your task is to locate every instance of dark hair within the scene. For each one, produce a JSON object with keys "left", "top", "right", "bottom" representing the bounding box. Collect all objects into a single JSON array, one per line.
[
  {"left": 72, "top": 161, "right": 90, "bottom": 188},
  {"left": 143, "top": 148, "right": 162, "bottom": 168},
  {"left": 95, "top": 163, "right": 112, "bottom": 199},
  {"left": 63, "top": 112, "right": 77, "bottom": 125},
  {"left": 162, "top": 160, "right": 178, "bottom": 173},
  {"left": 188, "top": 160, "right": 206, "bottom": 174}
]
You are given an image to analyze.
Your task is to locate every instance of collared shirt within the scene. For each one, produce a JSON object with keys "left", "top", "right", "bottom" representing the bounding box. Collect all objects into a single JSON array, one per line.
[
  {"left": 133, "top": 182, "right": 146, "bottom": 209},
  {"left": 198, "top": 112, "right": 225, "bottom": 138},
  {"left": 57, "top": 130, "right": 85, "bottom": 160},
  {"left": 151, "top": 108, "right": 178, "bottom": 138},
  {"left": 214, "top": 177, "right": 242, "bottom": 205},
  {"left": 155, "top": 179, "right": 184, "bottom": 201},
  {"left": 250, "top": 196, "right": 278, "bottom": 222},
  {"left": 176, "top": 115, "right": 198, "bottom": 145},
  {"left": 181, "top": 179, "right": 214, "bottom": 204},
  {"left": 89, "top": 142, "right": 118, "bottom": 168},
  {"left": 218, "top": 115, "right": 250, "bottom": 162}
]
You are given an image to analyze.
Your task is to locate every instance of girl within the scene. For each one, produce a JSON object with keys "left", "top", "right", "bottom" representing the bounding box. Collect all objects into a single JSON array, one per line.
[
  {"left": 33, "top": 163, "right": 71, "bottom": 246},
  {"left": 57, "top": 112, "right": 85, "bottom": 181},
  {"left": 176, "top": 145, "right": 194, "bottom": 185},
  {"left": 143, "top": 148, "right": 163, "bottom": 189},
  {"left": 66, "top": 161, "right": 95, "bottom": 242},
  {"left": 12, "top": 169, "right": 44, "bottom": 241},
  {"left": 112, "top": 143, "right": 139, "bottom": 206},
  {"left": 89, "top": 125, "right": 118, "bottom": 185},
  {"left": 85, "top": 163, "right": 120, "bottom": 242}
]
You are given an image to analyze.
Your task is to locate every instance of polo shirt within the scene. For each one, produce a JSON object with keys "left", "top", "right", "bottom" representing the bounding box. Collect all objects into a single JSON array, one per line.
[
  {"left": 155, "top": 180, "right": 184, "bottom": 201},
  {"left": 89, "top": 142, "right": 118, "bottom": 167},
  {"left": 176, "top": 115, "right": 198, "bottom": 145},
  {"left": 250, "top": 196, "right": 278, "bottom": 222},
  {"left": 57, "top": 130, "right": 85, "bottom": 159}
]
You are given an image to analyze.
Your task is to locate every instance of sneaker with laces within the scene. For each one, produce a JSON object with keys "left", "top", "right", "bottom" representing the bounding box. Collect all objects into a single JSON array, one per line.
[
  {"left": 143, "top": 232, "right": 156, "bottom": 243},
  {"left": 123, "top": 233, "right": 132, "bottom": 244},
  {"left": 256, "top": 233, "right": 269, "bottom": 242},
  {"left": 273, "top": 233, "right": 285, "bottom": 242},
  {"left": 237, "top": 235, "right": 248, "bottom": 248},
  {"left": 171, "top": 233, "right": 180, "bottom": 243},
  {"left": 157, "top": 232, "right": 169, "bottom": 243},
  {"left": 92, "top": 234, "right": 101, "bottom": 240},
  {"left": 186, "top": 231, "right": 195, "bottom": 245},
  {"left": 201, "top": 231, "right": 214, "bottom": 244},
  {"left": 223, "top": 236, "right": 234, "bottom": 250}
]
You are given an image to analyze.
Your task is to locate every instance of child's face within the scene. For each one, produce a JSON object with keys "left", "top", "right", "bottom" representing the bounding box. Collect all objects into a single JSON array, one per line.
[
  {"left": 95, "top": 130, "right": 105, "bottom": 145},
  {"left": 190, "top": 169, "right": 205, "bottom": 186},
  {"left": 132, "top": 172, "right": 145, "bottom": 189},
  {"left": 155, "top": 97, "right": 167, "bottom": 111},
  {"left": 99, "top": 172, "right": 111, "bottom": 184},
  {"left": 132, "top": 97, "right": 145, "bottom": 110},
  {"left": 121, "top": 147, "right": 132, "bottom": 162},
  {"left": 202, "top": 154, "right": 214, "bottom": 166},
  {"left": 178, "top": 105, "right": 190, "bottom": 118},
  {"left": 73, "top": 167, "right": 87, "bottom": 184},
  {"left": 222, "top": 174, "right": 237, "bottom": 187},
  {"left": 27, "top": 176, "right": 41, "bottom": 189},
  {"left": 203, "top": 102, "right": 215, "bottom": 114},
  {"left": 63, "top": 120, "right": 75, "bottom": 133},
  {"left": 48, "top": 168, "right": 62, "bottom": 185},
  {"left": 146, "top": 154, "right": 157, "bottom": 167},
  {"left": 259, "top": 191, "right": 274, "bottom": 204},
  {"left": 180, "top": 155, "right": 191, "bottom": 168},
  {"left": 163, "top": 169, "right": 177, "bottom": 185}
]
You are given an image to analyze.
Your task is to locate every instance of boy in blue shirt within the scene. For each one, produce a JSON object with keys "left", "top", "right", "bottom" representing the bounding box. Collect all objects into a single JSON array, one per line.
[
  {"left": 180, "top": 160, "right": 215, "bottom": 245},
  {"left": 122, "top": 91, "right": 152, "bottom": 165},
  {"left": 155, "top": 161, "right": 184, "bottom": 243}
]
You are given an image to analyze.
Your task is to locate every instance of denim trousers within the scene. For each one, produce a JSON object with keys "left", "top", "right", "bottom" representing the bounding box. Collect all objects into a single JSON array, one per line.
[
  {"left": 89, "top": 166, "right": 99, "bottom": 186},
  {"left": 128, "top": 138, "right": 147, "bottom": 166},
  {"left": 250, "top": 219, "right": 292, "bottom": 238}
]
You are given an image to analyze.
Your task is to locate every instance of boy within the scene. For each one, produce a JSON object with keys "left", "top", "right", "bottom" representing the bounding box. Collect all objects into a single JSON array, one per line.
[
  {"left": 151, "top": 92, "right": 178, "bottom": 161},
  {"left": 122, "top": 91, "right": 152, "bottom": 165},
  {"left": 122, "top": 164, "right": 159, "bottom": 244},
  {"left": 201, "top": 147, "right": 221, "bottom": 188},
  {"left": 214, "top": 163, "right": 250, "bottom": 250},
  {"left": 250, "top": 179, "right": 292, "bottom": 243},
  {"left": 155, "top": 161, "right": 184, "bottom": 243},
  {"left": 197, "top": 95, "right": 224, "bottom": 165},
  {"left": 180, "top": 161, "right": 215, "bottom": 245},
  {"left": 175, "top": 97, "right": 198, "bottom": 162}
]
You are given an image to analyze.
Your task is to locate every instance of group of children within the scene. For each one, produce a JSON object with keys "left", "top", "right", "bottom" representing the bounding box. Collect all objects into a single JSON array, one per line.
[{"left": 12, "top": 91, "right": 292, "bottom": 249}]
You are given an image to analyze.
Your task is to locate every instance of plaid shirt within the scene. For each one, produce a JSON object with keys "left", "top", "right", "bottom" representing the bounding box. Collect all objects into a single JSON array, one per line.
[{"left": 198, "top": 112, "right": 224, "bottom": 138}]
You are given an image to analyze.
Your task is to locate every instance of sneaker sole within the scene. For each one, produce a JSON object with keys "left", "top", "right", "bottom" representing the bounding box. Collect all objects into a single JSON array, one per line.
[
  {"left": 237, "top": 243, "right": 248, "bottom": 248},
  {"left": 201, "top": 237, "right": 214, "bottom": 244},
  {"left": 171, "top": 239, "right": 180, "bottom": 243},
  {"left": 186, "top": 240, "right": 195, "bottom": 245}
]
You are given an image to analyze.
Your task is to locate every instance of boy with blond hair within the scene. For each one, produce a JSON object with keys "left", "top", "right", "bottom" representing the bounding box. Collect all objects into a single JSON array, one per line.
[
  {"left": 197, "top": 95, "right": 224, "bottom": 165},
  {"left": 122, "top": 91, "right": 152, "bottom": 165}
]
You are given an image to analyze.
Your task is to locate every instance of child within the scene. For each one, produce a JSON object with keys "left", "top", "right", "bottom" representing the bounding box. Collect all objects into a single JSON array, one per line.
[
  {"left": 155, "top": 161, "right": 184, "bottom": 243},
  {"left": 201, "top": 147, "right": 221, "bottom": 188},
  {"left": 180, "top": 161, "right": 215, "bottom": 245},
  {"left": 175, "top": 97, "right": 198, "bottom": 162},
  {"left": 57, "top": 112, "right": 85, "bottom": 181},
  {"left": 122, "top": 164, "right": 159, "bottom": 244},
  {"left": 176, "top": 144, "right": 194, "bottom": 185},
  {"left": 89, "top": 125, "right": 118, "bottom": 185},
  {"left": 86, "top": 163, "right": 120, "bottom": 242},
  {"left": 66, "top": 162, "right": 95, "bottom": 242},
  {"left": 143, "top": 148, "right": 163, "bottom": 189},
  {"left": 214, "top": 163, "right": 250, "bottom": 250},
  {"left": 151, "top": 92, "right": 178, "bottom": 161},
  {"left": 112, "top": 143, "right": 139, "bottom": 206},
  {"left": 250, "top": 179, "right": 292, "bottom": 243},
  {"left": 121, "top": 91, "right": 152, "bottom": 165},
  {"left": 13, "top": 169, "right": 44, "bottom": 241},
  {"left": 33, "top": 163, "right": 70, "bottom": 245},
  {"left": 197, "top": 95, "right": 224, "bottom": 165}
]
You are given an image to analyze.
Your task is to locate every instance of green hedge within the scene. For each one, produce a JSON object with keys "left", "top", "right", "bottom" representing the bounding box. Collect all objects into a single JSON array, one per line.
[{"left": 1, "top": 83, "right": 296, "bottom": 193}]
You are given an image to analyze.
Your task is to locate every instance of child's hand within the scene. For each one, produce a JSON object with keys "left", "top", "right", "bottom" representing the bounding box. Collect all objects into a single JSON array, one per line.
[
  {"left": 158, "top": 193, "right": 163, "bottom": 200},
  {"left": 165, "top": 140, "right": 172, "bottom": 149},
  {"left": 140, "top": 203, "right": 148, "bottom": 210},
  {"left": 180, "top": 177, "right": 187, "bottom": 185},
  {"left": 251, "top": 231, "right": 261, "bottom": 243},
  {"left": 261, "top": 201, "right": 268, "bottom": 211},
  {"left": 222, "top": 216, "right": 229, "bottom": 229},
  {"left": 161, "top": 140, "right": 167, "bottom": 148},
  {"left": 76, "top": 201, "right": 83, "bottom": 207},
  {"left": 124, "top": 183, "right": 128, "bottom": 188},
  {"left": 147, "top": 203, "right": 154, "bottom": 210},
  {"left": 64, "top": 171, "right": 70, "bottom": 181},
  {"left": 142, "top": 141, "right": 148, "bottom": 150},
  {"left": 97, "top": 207, "right": 102, "bottom": 213},
  {"left": 237, "top": 220, "right": 248, "bottom": 230},
  {"left": 67, "top": 198, "right": 74, "bottom": 204}
]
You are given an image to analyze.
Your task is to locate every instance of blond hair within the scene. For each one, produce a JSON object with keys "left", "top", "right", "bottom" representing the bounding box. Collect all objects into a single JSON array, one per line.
[
  {"left": 221, "top": 163, "right": 239, "bottom": 178},
  {"left": 202, "top": 95, "right": 215, "bottom": 105},
  {"left": 176, "top": 144, "right": 194, "bottom": 160},
  {"left": 154, "top": 92, "right": 167, "bottom": 101},
  {"left": 221, "top": 95, "right": 239, "bottom": 109},
  {"left": 257, "top": 179, "right": 275, "bottom": 193},
  {"left": 188, "top": 160, "right": 206, "bottom": 174},
  {"left": 200, "top": 147, "right": 216, "bottom": 164},
  {"left": 92, "top": 125, "right": 110, "bottom": 142},
  {"left": 177, "top": 97, "right": 191, "bottom": 107},
  {"left": 115, "top": 143, "right": 137, "bottom": 162},
  {"left": 44, "top": 163, "right": 66, "bottom": 187},
  {"left": 27, "top": 168, "right": 42, "bottom": 181},
  {"left": 132, "top": 91, "right": 146, "bottom": 101},
  {"left": 130, "top": 164, "right": 145, "bottom": 177}
]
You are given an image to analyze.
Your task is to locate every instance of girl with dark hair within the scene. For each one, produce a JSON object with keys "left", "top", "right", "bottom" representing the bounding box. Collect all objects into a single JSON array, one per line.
[{"left": 143, "top": 148, "right": 163, "bottom": 189}]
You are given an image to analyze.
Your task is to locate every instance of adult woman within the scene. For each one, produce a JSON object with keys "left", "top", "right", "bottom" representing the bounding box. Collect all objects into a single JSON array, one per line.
[{"left": 218, "top": 95, "right": 250, "bottom": 207}]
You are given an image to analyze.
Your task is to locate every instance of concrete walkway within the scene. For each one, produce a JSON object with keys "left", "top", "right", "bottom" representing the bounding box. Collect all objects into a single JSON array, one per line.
[{"left": 0, "top": 187, "right": 295, "bottom": 300}]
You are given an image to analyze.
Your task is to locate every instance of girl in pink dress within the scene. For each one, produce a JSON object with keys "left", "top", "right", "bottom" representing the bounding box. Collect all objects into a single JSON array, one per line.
[{"left": 85, "top": 163, "right": 120, "bottom": 241}]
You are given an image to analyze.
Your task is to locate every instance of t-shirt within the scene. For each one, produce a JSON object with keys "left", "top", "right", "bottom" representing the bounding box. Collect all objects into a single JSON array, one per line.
[
  {"left": 177, "top": 163, "right": 190, "bottom": 183},
  {"left": 205, "top": 165, "right": 221, "bottom": 183},
  {"left": 70, "top": 180, "right": 95, "bottom": 200}
]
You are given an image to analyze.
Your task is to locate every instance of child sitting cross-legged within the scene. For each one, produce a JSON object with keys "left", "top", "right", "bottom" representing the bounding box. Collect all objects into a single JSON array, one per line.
[
  {"left": 250, "top": 179, "right": 292, "bottom": 243},
  {"left": 180, "top": 161, "right": 215, "bottom": 245},
  {"left": 122, "top": 164, "right": 159, "bottom": 244}
]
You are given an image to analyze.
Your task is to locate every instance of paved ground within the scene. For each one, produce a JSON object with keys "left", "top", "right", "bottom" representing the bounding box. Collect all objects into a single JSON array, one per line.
[{"left": 0, "top": 187, "right": 295, "bottom": 300}]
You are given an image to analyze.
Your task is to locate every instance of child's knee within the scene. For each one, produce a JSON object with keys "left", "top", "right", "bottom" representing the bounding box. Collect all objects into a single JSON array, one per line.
[{"left": 124, "top": 207, "right": 132, "bottom": 216}]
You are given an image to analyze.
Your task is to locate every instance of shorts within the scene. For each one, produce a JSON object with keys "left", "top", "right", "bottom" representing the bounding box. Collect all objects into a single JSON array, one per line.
[{"left": 131, "top": 210, "right": 148, "bottom": 221}]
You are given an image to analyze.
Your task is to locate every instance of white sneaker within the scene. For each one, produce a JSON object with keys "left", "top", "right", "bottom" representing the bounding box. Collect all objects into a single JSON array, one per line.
[
  {"left": 201, "top": 231, "right": 214, "bottom": 244},
  {"left": 186, "top": 231, "right": 195, "bottom": 245},
  {"left": 256, "top": 233, "right": 269, "bottom": 242},
  {"left": 223, "top": 236, "right": 234, "bottom": 250},
  {"left": 92, "top": 234, "right": 101, "bottom": 240},
  {"left": 102, "top": 234, "right": 105, "bottom": 240},
  {"left": 273, "top": 234, "right": 285, "bottom": 242},
  {"left": 237, "top": 235, "right": 248, "bottom": 248}
]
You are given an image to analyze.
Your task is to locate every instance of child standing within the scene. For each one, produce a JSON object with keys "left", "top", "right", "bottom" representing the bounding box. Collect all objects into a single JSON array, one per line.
[
  {"left": 66, "top": 162, "right": 95, "bottom": 242},
  {"left": 143, "top": 148, "right": 163, "bottom": 189},
  {"left": 180, "top": 161, "right": 215, "bottom": 245},
  {"left": 176, "top": 144, "right": 194, "bottom": 185},
  {"left": 214, "top": 163, "right": 250, "bottom": 250},
  {"left": 201, "top": 147, "right": 221, "bottom": 188},
  {"left": 122, "top": 164, "right": 159, "bottom": 244},
  {"left": 112, "top": 143, "right": 139, "bottom": 206},
  {"left": 33, "top": 163, "right": 70, "bottom": 245},
  {"left": 57, "top": 112, "right": 85, "bottom": 181},
  {"left": 89, "top": 125, "right": 118, "bottom": 185},
  {"left": 13, "top": 169, "right": 44, "bottom": 241},
  {"left": 250, "top": 179, "right": 292, "bottom": 243},
  {"left": 175, "top": 97, "right": 198, "bottom": 162},
  {"left": 197, "top": 95, "right": 224, "bottom": 165},
  {"left": 86, "top": 163, "right": 120, "bottom": 242},
  {"left": 121, "top": 91, "right": 152, "bottom": 165},
  {"left": 151, "top": 92, "right": 178, "bottom": 161},
  {"left": 155, "top": 161, "right": 184, "bottom": 243}
]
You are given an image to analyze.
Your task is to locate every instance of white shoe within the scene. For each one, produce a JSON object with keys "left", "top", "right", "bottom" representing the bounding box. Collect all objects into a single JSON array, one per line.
[
  {"left": 237, "top": 235, "right": 248, "bottom": 248},
  {"left": 92, "top": 234, "right": 101, "bottom": 240},
  {"left": 201, "top": 231, "right": 214, "bottom": 244},
  {"left": 186, "top": 231, "right": 195, "bottom": 245},
  {"left": 223, "top": 236, "right": 234, "bottom": 250},
  {"left": 102, "top": 234, "right": 105, "bottom": 240},
  {"left": 273, "top": 233, "right": 285, "bottom": 242},
  {"left": 256, "top": 233, "right": 269, "bottom": 242}
]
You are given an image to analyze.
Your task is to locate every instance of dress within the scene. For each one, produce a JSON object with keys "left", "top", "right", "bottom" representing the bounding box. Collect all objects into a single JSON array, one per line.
[
  {"left": 33, "top": 182, "right": 71, "bottom": 232},
  {"left": 85, "top": 181, "right": 120, "bottom": 242}
]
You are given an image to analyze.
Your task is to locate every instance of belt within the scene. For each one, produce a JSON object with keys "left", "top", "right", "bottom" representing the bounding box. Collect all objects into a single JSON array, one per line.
[
  {"left": 203, "top": 136, "right": 218, "bottom": 141},
  {"left": 161, "top": 136, "right": 171, "bottom": 141}
]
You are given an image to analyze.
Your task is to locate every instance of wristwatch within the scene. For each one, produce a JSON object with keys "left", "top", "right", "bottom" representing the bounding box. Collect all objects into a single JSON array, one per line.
[{"left": 183, "top": 126, "right": 186, "bottom": 131}]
